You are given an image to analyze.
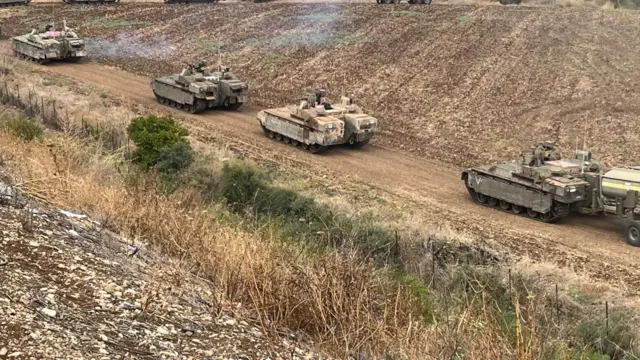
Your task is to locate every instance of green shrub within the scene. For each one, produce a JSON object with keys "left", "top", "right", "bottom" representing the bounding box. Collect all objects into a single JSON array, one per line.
[
  {"left": 155, "top": 141, "right": 194, "bottom": 175},
  {"left": 215, "top": 161, "right": 270, "bottom": 213},
  {"left": 126, "top": 114, "right": 192, "bottom": 172},
  {"left": 2, "top": 116, "right": 44, "bottom": 142},
  {"left": 575, "top": 310, "right": 637, "bottom": 360},
  {"left": 211, "top": 161, "right": 396, "bottom": 261}
]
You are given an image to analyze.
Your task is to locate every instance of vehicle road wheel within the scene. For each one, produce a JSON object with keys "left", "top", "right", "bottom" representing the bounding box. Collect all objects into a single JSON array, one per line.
[
  {"left": 499, "top": 200, "right": 511, "bottom": 210},
  {"left": 487, "top": 197, "right": 498, "bottom": 207},
  {"left": 310, "top": 145, "right": 327, "bottom": 154},
  {"left": 540, "top": 211, "right": 553, "bottom": 222},
  {"left": 260, "top": 124, "right": 270, "bottom": 137},
  {"left": 352, "top": 139, "right": 370, "bottom": 148},
  {"left": 290, "top": 139, "right": 299, "bottom": 146},
  {"left": 228, "top": 102, "right": 243, "bottom": 111},
  {"left": 527, "top": 208, "right": 538, "bottom": 218},
  {"left": 474, "top": 192, "right": 487, "bottom": 204},
  {"left": 268, "top": 130, "right": 275, "bottom": 139},
  {"left": 283, "top": 136, "right": 291, "bottom": 144},
  {"left": 625, "top": 221, "right": 640, "bottom": 247},
  {"left": 275, "top": 133, "right": 282, "bottom": 141},
  {"left": 511, "top": 204, "right": 523, "bottom": 214}
]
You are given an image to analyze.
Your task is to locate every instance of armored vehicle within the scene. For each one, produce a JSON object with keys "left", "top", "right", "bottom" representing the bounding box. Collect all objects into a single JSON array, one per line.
[
  {"left": 376, "top": 0, "right": 431, "bottom": 4},
  {"left": 12, "top": 21, "right": 86, "bottom": 64},
  {"left": 151, "top": 61, "right": 248, "bottom": 114},
  {"left": 63, "top": 0, "right": 120, "bottom": 4},
  {"left": 257, "top": 89, "right": 378, "bottom": 154},
  {"left": 0, "top": 0, "right": 30, "bottom": 7},
  {"left": 461, "top": 141, "right": 598, "bottom": 222},
  {"left": 164, "top": 0, "right": 219, "bottom": 3},
  {"left": 462, "top": 141, "right": 640, "bottom": 246},
  {"left": 499, "top": 0, "right": 521, "bottom": 5}
]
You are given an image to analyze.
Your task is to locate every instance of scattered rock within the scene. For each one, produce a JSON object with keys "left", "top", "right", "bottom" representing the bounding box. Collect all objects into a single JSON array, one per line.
[
  {"left": 0, "top": 348, "right": 7, "bottom": 356},
  {"left": 40, "top": 308, "right": 56, "bottom": 318},
  {"left": 157, "top": 326, "right": 170, "bottom": 335}
]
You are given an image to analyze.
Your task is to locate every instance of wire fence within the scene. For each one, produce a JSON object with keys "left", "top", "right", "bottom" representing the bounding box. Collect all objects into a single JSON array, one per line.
[{"left": 0, "top": 77, "right": 127, "bottom": 151}]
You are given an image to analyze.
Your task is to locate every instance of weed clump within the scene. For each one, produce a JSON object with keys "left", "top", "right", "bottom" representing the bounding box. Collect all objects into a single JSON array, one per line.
[
  {"left": 2, "top": 116, "right": 44, "bottom": 142},
  {"left": 575, "top": 310, "right": 637, "bottom": 359}
]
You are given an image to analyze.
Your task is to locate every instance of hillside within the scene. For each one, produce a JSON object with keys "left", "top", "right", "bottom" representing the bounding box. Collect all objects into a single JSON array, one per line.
[
  {"left": 3, "top": 3, "right": 640, "bottom": 358},
  {"left": 3, "top": 3, "right": 640, "bottom": 167}
]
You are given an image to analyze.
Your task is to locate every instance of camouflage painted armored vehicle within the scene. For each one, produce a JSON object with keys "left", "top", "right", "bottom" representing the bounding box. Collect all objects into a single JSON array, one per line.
[
  {"left": 376, "top": 0, "right": 431, "bottom": 4},
  {"left": 257, "top": 89, "right": 378, "bottom": 154},
  {"left": 164, "top": 0, "right": 219, "bottom": 4},
  {"left": 63, "top": 0, "right": 120, "bottom": 4},
  {"left": 499, "top": 0, "right": 521, "bottom": 5},
  {"left": 461, "top": 141, "right": 599, "bottom": 222},
  {"left": 0, "top": 0, "right": 31, "bottom": 7},
  {"left": 12, "top": 21, "right": 86, "bottom": 64},
  {"left": 151, "top": 61, "right": 249, "bottom": 114}
]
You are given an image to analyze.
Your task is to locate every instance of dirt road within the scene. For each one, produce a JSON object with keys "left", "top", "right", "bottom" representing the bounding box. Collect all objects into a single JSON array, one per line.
[{"left": 12, "top": 56, "right": 633, "bottom": 293}]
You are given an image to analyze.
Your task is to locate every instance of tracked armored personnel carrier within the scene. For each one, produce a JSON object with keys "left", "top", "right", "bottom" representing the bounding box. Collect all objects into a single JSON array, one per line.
[
  {"left": 164, "top": 0, "right": 219, "bottom": 3},
  {"left": 376, "top": 0, "right": 431, "bottom": 4},
  {"left": 63, "top": 0, "right": 120, "bottom": 4},
  {"left": 12, "top": 21, "right": 86, "bottom": 64},
  {"left": 257, "top": 89, "right": 377, "bottom": 154},
  {"left": 462, "top": 141, "right": 599, "bottom": 222},
  {"left": 151, "top": 61, "right": 248, "bottom": 114},
  {"left": 0, "top": 0, "right": 30, "bottom": 7},
  {"left": 462, "top": 141, "right": 640, "bottom": 246}
]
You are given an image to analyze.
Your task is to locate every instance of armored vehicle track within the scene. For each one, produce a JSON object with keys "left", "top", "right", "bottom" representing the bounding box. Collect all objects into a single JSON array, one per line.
[{"left": 0, "top": 0, "right": 30, "bottom": 7}]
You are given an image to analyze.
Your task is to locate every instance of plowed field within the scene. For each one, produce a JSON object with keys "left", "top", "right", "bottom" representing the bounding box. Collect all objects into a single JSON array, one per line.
[
  {"left": 2, "top": 3, "right": 640, "bottom": 294},
  {"left": 3, "top": 3, "right": 640, "bottom": 167}
]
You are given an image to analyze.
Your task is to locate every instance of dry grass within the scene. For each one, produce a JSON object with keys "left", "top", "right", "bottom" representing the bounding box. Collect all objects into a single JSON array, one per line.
[
  {"left": 0, "top": 131, "right": 435, "bottom": 356},
  {"left": 0, "top": 56, "right": 634, "bottom": 358},
  {"left": 1, "top": 129, "right": 631, "bottom": 358},
  {"left": 0, "top": 55, "right": 136, "bottom": 131}
]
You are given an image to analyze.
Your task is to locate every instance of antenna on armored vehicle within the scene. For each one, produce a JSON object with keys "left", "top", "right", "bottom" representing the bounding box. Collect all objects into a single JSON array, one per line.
[
  {"left": 581, "top": 121, "right": 587, "bottom": 174},
  {"left": 217, "top": 42, "right": 222, "bottom": 71}
]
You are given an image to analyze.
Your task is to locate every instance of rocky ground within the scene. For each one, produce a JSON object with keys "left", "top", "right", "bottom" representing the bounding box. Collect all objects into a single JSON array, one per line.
[{"left": 0, "top": 179, "right": 328, "bottom": 359}]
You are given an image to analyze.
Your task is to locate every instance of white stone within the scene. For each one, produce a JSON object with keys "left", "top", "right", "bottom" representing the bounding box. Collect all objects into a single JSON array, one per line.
[{"left": 40, "top": 308, "right": 56, "bottom": 317}]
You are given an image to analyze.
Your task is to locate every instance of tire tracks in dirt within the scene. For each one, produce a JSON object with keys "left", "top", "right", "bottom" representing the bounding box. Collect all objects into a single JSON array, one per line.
[{"left": 16, "top": 54, "right": 640, "bottom": 294}]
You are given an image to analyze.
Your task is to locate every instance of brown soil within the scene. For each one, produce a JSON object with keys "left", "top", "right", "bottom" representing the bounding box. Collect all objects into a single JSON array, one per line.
[
  {"left": 1, "top": 55, "right": 633, "bottom": 295},
  {"left": 3, "top": 3, "right": 639, "bottom": 167},
  {"left": 1, "top": 2, "right": 640, "bottom": 293}
]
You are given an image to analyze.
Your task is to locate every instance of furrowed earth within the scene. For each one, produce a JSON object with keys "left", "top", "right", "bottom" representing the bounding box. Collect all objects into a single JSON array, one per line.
[{"left": 1, "top": 0, "right": 640, "bottom": 309}]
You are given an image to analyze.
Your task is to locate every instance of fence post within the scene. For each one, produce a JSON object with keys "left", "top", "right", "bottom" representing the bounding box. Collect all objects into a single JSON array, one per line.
[
  {"left": 431, "top": 237, "right": 436, "bottom": 289},
  {"left": 605, "top": 301, "right": 609, "bottom": 338},
  {"left": 556, "top": 283, "right": 560, "bottom": 325}
]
